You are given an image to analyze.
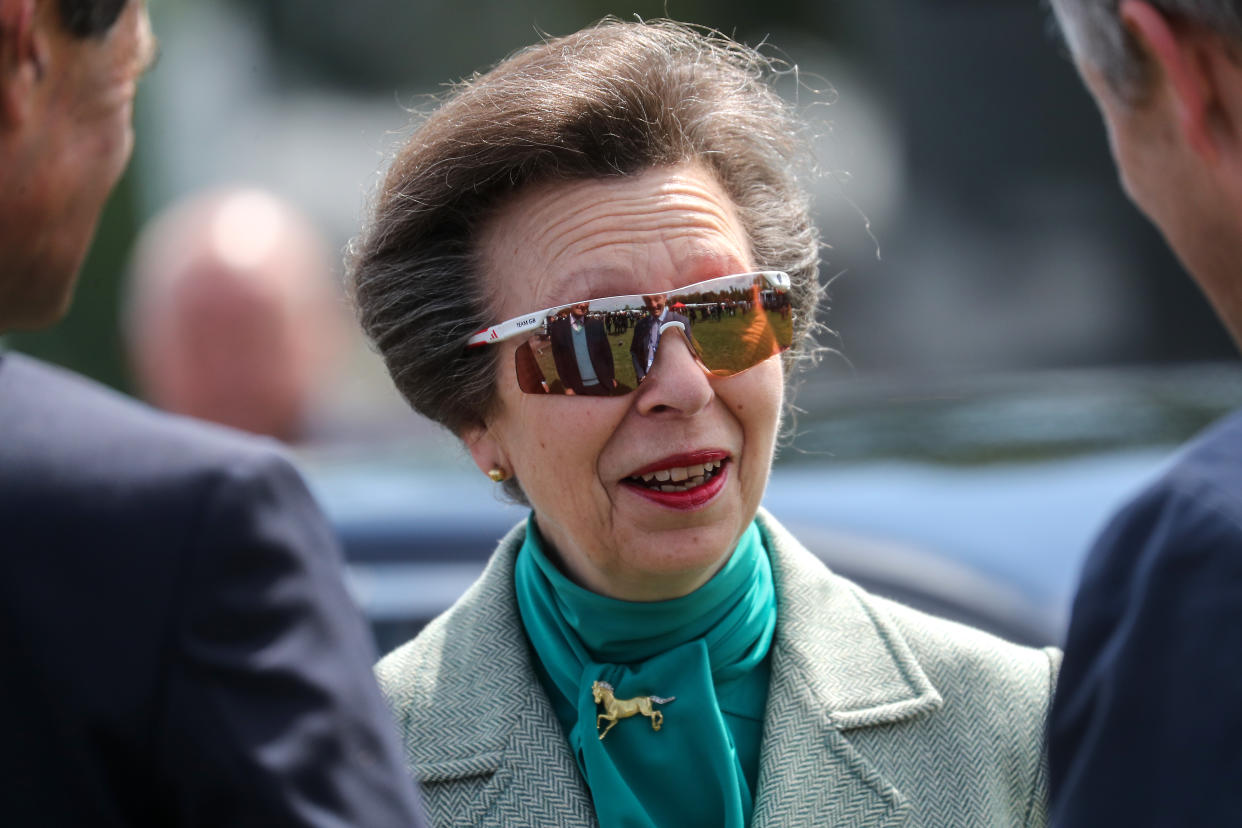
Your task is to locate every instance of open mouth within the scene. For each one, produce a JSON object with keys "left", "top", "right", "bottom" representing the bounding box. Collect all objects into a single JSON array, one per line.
[
  {"left": 620, "top": 453, "right": 730, "bottom": 511},
  {"left": 624, "top": 459, "right": 727, "bottom": 493}
]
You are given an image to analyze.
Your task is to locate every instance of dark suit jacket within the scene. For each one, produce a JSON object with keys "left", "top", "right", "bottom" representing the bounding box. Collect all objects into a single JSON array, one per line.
[
  {"left": 629, "top": 310, "right": 690, "bottom": 380},
  {"left": 0, "top": 353, "right": 426, "bottom": 827},
  {"left": 547, "top": 315, "right": 614, "bottom": 394},
  {"left": 1049, "top": 409, "right": 1242, "bottom": 827}
]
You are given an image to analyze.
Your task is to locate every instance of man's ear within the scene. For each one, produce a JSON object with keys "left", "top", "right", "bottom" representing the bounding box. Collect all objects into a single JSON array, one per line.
[
  {"left": 462, "top": 421, "right": 510, "bottom": 480},
  {"left": 0, "top": 0, "right": 41, "bottom": 129},
  {"left": 1120, "top": 0, "right": 1227, "bottom": 163}
]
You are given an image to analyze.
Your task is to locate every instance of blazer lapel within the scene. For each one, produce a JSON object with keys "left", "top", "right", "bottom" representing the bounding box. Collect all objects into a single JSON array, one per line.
[
  {"left": 470, "top": 699, "right": 596, "bottom": 827},
  {"left": 751, "top": 510, "right": 945, "bottom": 828},
  {"left": 751, "top": 651, "right": 911, "bottom": 828},
  {"left": 411, "top": 684, "right": 596, "bottom": 827},
  {"left": 389, "top": 522, "right": 597, "bottom": 826}
]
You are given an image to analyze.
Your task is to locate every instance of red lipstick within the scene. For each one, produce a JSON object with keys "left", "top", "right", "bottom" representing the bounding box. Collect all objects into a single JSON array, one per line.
[
  {"left": 620, "top": 451, "right": 730, "bottom": 511},
  {"left": 625, "top": 450, "right": 729, "bottom": 478}
]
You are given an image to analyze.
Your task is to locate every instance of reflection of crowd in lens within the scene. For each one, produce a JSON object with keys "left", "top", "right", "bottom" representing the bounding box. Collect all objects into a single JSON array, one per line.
[
  {"left": 763, "top": 289, "right": 792, "bottom": 320},
  {"left": 546, "top": 303, "right": 616, "bottom": 396},
  {"left": 523, "top": 281, "right": 795, "bottom": 392},
  {"left": 604, "top": 312, "right": 632, "bottom": 335},
  {"left": 630, "top": 294, "right": 690, "bottom": 381},
  {"left": 515, "top": 275, "right": 794, "bottom": 397}
]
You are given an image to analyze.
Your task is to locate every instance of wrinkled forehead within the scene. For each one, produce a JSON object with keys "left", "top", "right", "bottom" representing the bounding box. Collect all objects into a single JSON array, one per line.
[
  {"left": 478, "top": 164, "right": 754, "bottom": 317},
  {"left": 539, "top": 254, "right": 746, "bottom": 306}
]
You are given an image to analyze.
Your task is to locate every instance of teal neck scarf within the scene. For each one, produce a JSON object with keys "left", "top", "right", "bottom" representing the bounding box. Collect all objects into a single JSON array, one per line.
[{"left": 514, "top": 517, "right": 776, "bottom": 828}]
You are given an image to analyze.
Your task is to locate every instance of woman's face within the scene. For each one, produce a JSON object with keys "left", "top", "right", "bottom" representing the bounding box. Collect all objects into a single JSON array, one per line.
[{"left": 468, "top": 163, "right": 785, "bottom": 602}]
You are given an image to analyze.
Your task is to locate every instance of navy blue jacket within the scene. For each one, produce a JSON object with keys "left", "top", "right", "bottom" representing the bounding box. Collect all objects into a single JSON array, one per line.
[
  {"left": 0, "top": 353, "right": 425, "bottom": 827},
  {"left": 630, "top": 310, "right": 691, "bottom": 381},
  {"left": 1050, "top": 409, "right": 1242, "bottom": 826}
]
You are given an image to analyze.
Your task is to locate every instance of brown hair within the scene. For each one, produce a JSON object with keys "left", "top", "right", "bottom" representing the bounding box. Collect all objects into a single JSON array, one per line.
[{"left": 350, "top": 19, "right": 822, "bottom": 444}]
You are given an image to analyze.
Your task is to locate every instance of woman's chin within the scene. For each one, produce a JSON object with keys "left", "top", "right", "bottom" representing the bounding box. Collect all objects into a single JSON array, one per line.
[
  {"left": 603, "top": 537, "right": 738, "bottom": 600},
  {"left": 603, "top": 508, "right": 755, "bottom": 599}
]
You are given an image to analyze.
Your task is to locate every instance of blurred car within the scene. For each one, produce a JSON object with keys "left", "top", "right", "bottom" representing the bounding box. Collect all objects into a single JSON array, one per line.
[{"left": 297, "top": 364, "right": 1242, "bottom": 654}]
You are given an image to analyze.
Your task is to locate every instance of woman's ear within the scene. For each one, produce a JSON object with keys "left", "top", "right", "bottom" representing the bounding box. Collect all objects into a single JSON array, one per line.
[
  {"left": 462, "top": 422, "right": 510, "bottom": 480},
  {"left": 1119, "top": 0, "right": 1226, "bottom": 163}
]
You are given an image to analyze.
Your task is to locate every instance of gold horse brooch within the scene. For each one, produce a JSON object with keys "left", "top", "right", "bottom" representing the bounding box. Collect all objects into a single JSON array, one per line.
[{"left": 591, "top": 680, "right": 676, "bottom": 740}]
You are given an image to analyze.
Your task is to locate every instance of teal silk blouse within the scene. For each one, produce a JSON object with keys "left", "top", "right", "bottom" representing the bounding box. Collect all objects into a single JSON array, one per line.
[{"left": 514, "top": 517, "right": 777, "bottom": 828}]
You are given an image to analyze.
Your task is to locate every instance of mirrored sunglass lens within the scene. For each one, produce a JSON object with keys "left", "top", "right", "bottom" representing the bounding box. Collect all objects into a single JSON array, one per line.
[
  {"left": 512, "top": 276, "right": 792, "bottom": 394},
  {"left": 679, "top": 285, "right": 793, "bottom": 375},
  {"left": 514, "top": 317, "right": 638, "bottom": 396}
]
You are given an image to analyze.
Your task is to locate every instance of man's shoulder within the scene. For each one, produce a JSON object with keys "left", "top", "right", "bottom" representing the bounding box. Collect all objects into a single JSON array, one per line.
[
  {"left": 1096, "top": 407, "right": 1242, "bottom": 556},
  {"left": 1072, "top": 407, "right": 1242, "bottom": 614},
  {"left": 1051, "top": 418, "right": 1242, "bottom": 826},
  {"left": 2, "top": 351, "right": 222, "bottom": 439},
  {"left": 0, "top": 352, "right": 290, "bottom": 474},
  {"left": 0, "top": 352, "right": 318, "bottom": 549},
  {"left": 1159, "top": 406, "right": 1242, "bottom": 492},
  {"left": 0, "top": 352, "right": 342, "bottom": 634}
]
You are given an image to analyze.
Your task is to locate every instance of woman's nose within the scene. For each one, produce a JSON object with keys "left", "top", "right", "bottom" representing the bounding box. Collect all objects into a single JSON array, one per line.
[{"left": 633, "top": 328, "right": 714, "bottom": 416}]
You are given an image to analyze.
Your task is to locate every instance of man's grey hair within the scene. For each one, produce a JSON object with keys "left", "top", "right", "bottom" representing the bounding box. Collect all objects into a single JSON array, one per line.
[
  {"left": 349, "top": 18, "right": 822, "bottom": 501},
  {"left": 1051, "top": 0, "right": 1242, "bottom": 101}
]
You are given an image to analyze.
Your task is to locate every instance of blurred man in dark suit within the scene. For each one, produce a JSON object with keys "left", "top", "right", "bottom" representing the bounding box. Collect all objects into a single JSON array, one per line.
[
  {"left": 630, "top": 292, "right": 690, "bottom": 382},
  {"left": 1047, "top": 1, "right": 1242, "bottom": 824},
  {"left": 0, "top": 2, "right": 426, "bottom": 825},
  {"left": 547, "top": 302, "right": 615, "bottom": 395}
]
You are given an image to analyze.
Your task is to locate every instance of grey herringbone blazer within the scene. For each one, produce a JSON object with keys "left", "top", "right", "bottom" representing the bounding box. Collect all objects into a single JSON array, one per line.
[{"left": 377, "top": 510, "right": 1060, "bottom": 827}]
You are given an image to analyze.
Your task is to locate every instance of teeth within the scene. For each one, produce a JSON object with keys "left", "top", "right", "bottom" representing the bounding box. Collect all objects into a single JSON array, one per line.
[{"left": 631, "top": 459, "right": 725, "bottom": 491}]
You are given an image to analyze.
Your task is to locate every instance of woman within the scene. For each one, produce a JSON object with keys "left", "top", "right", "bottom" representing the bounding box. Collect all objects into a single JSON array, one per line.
[{"left": 351, "top": 20, "right": 1058, "bottom": 828}]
